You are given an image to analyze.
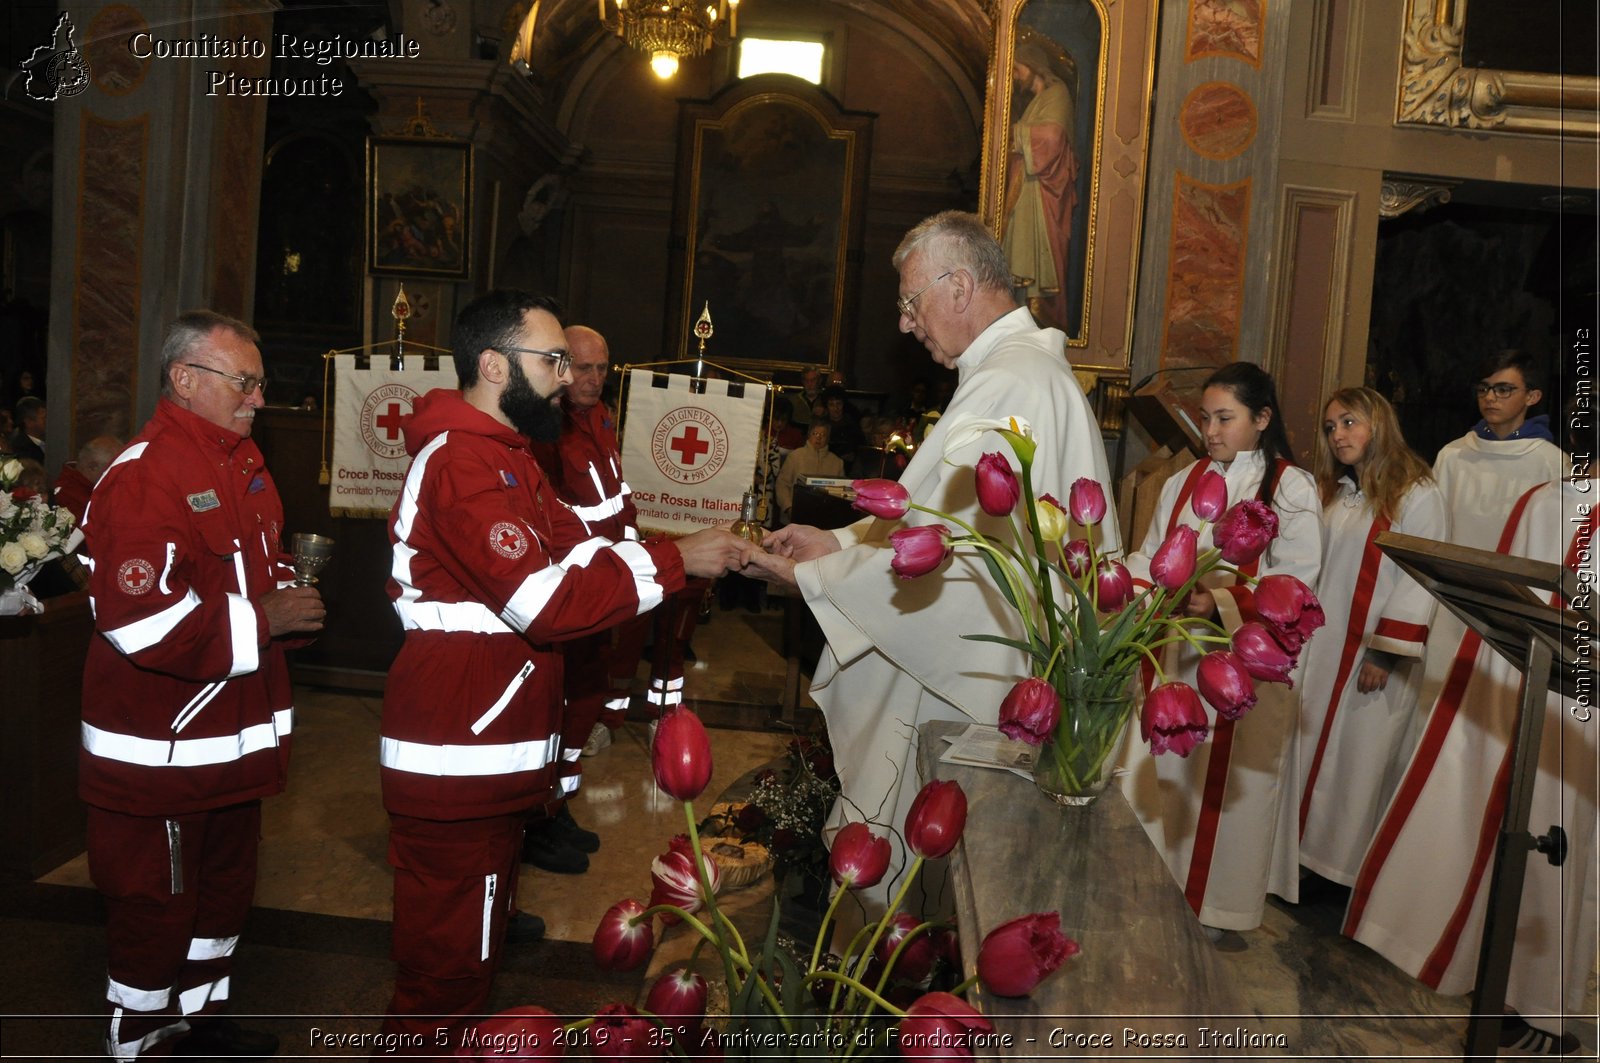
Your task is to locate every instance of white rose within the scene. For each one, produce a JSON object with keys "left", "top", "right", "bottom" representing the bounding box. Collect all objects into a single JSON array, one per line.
[
  {"left": 1, "top": 458, "right": 21, "bottom": 484},
  {"left": 0, "top": 541, "right": 27, "bottom": 575},
  {"left": 19, "top": 532, "right": 48, "bottom": 559},
  {"left": 0, "top": 492, "right": 14, "bottom": 521}
]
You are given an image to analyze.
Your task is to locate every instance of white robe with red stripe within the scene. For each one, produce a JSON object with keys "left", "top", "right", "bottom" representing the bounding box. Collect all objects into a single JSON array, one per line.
[
  {"left": 1115, "top": 451, "right": 1324, "bottom": 930},
  {"left": 1345, "top": 479, "right": 1597, "bottom": 1020},
  {"left": 1297, "top": 477, "right": 1448, "bottom": 885}
]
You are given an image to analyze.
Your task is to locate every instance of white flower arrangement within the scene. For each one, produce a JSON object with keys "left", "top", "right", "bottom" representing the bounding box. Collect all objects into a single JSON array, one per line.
[{"left": 0, "top": 457, "right": 84, "bottom": 613}]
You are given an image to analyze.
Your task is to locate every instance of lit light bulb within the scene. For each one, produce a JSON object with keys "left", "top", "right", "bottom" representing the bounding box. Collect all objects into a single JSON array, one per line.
[{"left": 650, "top": 50, "right": 680, "bottom": 78}]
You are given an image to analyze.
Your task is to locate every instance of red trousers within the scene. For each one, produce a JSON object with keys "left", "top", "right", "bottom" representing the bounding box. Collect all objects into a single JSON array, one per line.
[
  {"left": 87, "top": 801, "right": 261, "bottom": 1060},
  {"left": 382, "top": 812, "right": 525, "bottom": 1053}
]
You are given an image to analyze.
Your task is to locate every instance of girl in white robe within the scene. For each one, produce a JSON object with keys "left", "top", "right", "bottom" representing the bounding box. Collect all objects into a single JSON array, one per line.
[
  {"left": 1298, "top": 387, "right": 1448, "bottom": 886},
  {"left": 1346, "top": 470, "right": 1596, "bottom": 1056},
  {"left": 1117, "top": 363, "right": 1323, "bottom": 932}
]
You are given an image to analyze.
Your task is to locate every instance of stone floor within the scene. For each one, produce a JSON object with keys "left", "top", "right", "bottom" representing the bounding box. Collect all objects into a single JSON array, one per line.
[{"left": 4, "top": 601, "right": 1595, "bottom": 1059}]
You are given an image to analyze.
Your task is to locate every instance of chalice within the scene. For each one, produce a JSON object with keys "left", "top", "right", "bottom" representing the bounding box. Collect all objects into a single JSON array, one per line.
[{"left": 290, "top": 532, "right": 335, "bottom": 586}]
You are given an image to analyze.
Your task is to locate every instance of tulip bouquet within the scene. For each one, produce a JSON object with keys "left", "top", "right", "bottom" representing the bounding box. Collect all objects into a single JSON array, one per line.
[
  {"left": 851, "top": 415, "right": 1323, "bottom": 802},
  {"left": 561, "top": 706, "right": 1077, "bottom": 1060},
  {"left": 0, "top": 456, "right": 82, "bottom": 615}
]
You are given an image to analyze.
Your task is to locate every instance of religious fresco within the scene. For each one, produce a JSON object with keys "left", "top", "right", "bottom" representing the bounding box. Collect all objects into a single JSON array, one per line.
[
  {"left": 366, "top": 138, "right": 472, "bottom": 280},
  {"left": 1185, "top": 0, "right": 1265, "bottom": 68},
  {"left": 1160, "top": 175, "right": 1251, "bottom": 369}
]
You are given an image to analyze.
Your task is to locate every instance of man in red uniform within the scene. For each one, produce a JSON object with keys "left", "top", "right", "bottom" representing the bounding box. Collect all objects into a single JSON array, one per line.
[
  {"left": 80, "top": 310, "right": 326, "bottom": 1060},
  {"left": 378, "top": 290, "right": 750, "bottom": 1049},
  {"left": 53, "top": 434, "right": 122, "bottom": 525}
]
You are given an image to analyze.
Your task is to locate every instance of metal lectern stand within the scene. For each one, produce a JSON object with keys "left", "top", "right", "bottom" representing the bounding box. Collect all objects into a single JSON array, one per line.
[{"left": 1376, "top": 532, "right": 1595, "bottom": 1060}]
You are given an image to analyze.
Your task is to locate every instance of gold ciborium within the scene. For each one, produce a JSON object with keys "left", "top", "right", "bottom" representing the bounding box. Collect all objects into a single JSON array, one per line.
[{"left": 290, "top": 532, "right": 335, "bottom": 586}]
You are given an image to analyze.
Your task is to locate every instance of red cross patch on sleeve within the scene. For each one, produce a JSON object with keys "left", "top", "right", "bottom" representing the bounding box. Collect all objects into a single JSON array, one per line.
[
  {"left": 117, "top": 558, "right": 156, "bottom": 595},
  {"left": 489, "top": 521, "right": 529, "bottom": 559}
]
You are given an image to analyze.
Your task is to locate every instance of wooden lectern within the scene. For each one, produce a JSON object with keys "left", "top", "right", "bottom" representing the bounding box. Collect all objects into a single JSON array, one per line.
[{"left": 1376, "top": 532, "right": 1595, "bottom": 1060}]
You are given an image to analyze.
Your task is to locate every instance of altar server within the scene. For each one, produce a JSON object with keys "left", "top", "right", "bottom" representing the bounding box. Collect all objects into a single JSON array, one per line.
[{"left": 1117, "top": 362, "right": 1323, "bottom": 933}]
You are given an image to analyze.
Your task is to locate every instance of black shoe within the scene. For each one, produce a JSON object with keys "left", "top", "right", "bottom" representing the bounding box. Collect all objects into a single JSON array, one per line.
[
  {"left": 173, "top": 1017, "right": 279, "bottom": 1058},
  {"left": 504, "top": 910, "right": 547, "bottom": 944},
  {"left": 552, "top": 804, "right": 601, "bottom": 854},
  {"left": 522, "top": 826, "right": 589, "bottom": 874},
  {"left": 1498, "top": 1013, "right": 1581, "bottom": 1055}
]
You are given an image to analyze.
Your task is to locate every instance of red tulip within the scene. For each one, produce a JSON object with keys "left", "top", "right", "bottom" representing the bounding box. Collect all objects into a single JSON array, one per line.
[
  {"left": 1141, "top": 681, "right": 1209, "bottom": 757},
  {"left": 829, "top": 821, "right": 891, "bottom": 889},
  {"left": 997, "top": 676, "right": 1061, "bottom": 745},
  {"left": 889, "top": 525, "right": 953, "bottom": 579},
  {"left": 645, "top": 967, "right": 708, "bottom": 1032},
  {"left": 896, "top": 992, "right": 995, "bottom": 1059},
  {"left": 876, "top": 912, "right": 937, "bottom": 984},
  {"left": 930, "top": 925, "right": 962, "bottom": 975},
  {"left": 589, "top": 1003, "right": 656, "bottom": 1059},
  {"left": 1253, "top": 573, "right": 1326, "bottom": 652},
  {"left": 975, "top": 911, "right": 1079, "bottom": 997},
  {"left": 1095, "top": 559, "right": 1134, "bottom": 611},
  {"left": 455, "top": 1005, "right": 565, "bottom": 1059},
  {"left": 974, "top": 452, "right": 1021, "bottom": 516},
  {"left": 1212, "top": 499, "right": 1279, "bottom": 565},
  {"left": 852, "top": 478, "right": 910, "bottom": 519},
  {"left": 1232, "top": 621, "right": 1298, "bottom": 685},
  {"left": 593, "top": 899, "right": 654, "bottom": 972},
  {"left": 1149, "top": 524, "right": 1198, "bottom": 591},
  {"left": 1062, "top": 538, "right": 1093, "bottom": 579},
  {"left": 1068, "top": 478, "right": 1107, "bottom": 526},
  {"left": 1190, "top": 470, "right": 1229, "bottom": 522},
  {"left": 1196, "top": 650, "right": 1257, "bottom": 721},
  {"left": 652, "top": 706, "right": 712, "bottom": 801},
  {"left": 904, "top": 779, "right": 967, "bottom": 859},
  {"left": 649, "top": 847, "right": 719, "bottom": 915}
]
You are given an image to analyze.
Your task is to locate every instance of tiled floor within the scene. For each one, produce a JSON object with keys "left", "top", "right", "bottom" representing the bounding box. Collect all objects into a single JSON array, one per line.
[{"left": 12, "top": 602, "right": 1598, "bottom": 1059}]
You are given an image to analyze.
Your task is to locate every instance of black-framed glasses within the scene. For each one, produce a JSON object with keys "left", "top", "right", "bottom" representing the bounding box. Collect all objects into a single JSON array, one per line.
[
  {"left": 1473, "top": 382, "right": 1524, "bottom": 398},
  {"left": 185, "top": 362, "right": 267, "bottom": 395},
  {"left": 499, "top": 345, "right": 572, "bottom": 377},
  {"left": 896, "top": 271, "right": 954, "bottom": 319}
]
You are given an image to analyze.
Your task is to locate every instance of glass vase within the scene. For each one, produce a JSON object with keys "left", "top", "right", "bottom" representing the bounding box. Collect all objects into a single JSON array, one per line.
[{"left": 1032, "top": 668, "right": 1136, "bottom": 806}]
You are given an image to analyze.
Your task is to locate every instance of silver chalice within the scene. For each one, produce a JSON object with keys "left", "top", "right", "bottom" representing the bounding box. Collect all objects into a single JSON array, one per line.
[{"left": 290, "top": 532, "right": 335, "bottom": 586}]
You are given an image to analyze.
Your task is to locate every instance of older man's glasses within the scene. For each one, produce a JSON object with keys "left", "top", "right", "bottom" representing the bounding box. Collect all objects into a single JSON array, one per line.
[
  {"left": 499, "top": 345, "right": 572, "bottom": 377},
  {"left": 1473, "top": 382, "right": 1524, "bottom": 398},
  {"left": 896, "top": 271, "right": 954, "bottom": 319},
  {"left": 185, "top": 362, "right": 267, "bottom": 395}
]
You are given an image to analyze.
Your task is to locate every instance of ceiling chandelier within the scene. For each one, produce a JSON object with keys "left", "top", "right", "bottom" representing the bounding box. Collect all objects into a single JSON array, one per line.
[{"left": 599, "top": 0, "right": 741, "bottom": 80}]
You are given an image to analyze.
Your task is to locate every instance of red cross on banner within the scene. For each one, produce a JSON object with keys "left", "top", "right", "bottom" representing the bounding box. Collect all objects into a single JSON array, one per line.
[
  {"left": 375, "top": 402, "right": 405, "bottom": 441},
  {"left": 670, "top": 426, "right": 711, "bottom": 467}
]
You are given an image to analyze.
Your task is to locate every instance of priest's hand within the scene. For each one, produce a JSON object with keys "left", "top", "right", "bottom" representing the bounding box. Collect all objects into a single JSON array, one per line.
[
  {"left": 263, "top": 586, "right": 326, "bottom": 636},
  {"left": 762, "top": 523, "right": 841, "bottom": 562},
  {"left": 676, "top": 528, "right": 757, "bottom": 578},
  {"left": 742, "top": 549, "right": 798, "bottom": 590},
  {"left": 1355, "top": 650, "right": 1396, "bottom": 693}
]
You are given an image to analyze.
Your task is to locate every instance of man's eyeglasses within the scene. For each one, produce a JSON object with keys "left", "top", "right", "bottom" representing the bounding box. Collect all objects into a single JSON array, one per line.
[
  {"left": 185, "top": 362, "right": 267, "bottom": 395},
  {"left": 1473, "top": 382, "right": 1524, "bottom": 398},
  {"left": 896, "top": 271, "right": 954, "bottom": 319},
  {"left": 499, "top": 346, "right": 572, "bottom": 377}
]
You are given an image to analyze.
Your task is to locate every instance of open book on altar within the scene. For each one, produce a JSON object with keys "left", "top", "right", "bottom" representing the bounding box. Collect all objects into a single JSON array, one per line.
[{"left": 938, "top": 724, "right": 1037, "bottom": 779}]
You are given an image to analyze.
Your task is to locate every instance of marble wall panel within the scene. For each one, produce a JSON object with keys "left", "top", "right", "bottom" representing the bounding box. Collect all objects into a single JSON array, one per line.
[
  {"left": 1180, "top": 82, "right": 1258, "bottom": 160},
  {"left": 1160, "top": 174, "right": 1251, "bottom": 369},
  {"left": 1186, "top": 0, "right": 1267, "bottom": 67}
]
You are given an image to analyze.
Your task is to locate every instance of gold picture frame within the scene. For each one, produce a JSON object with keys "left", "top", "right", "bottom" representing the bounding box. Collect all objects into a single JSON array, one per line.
[{"left": 366, "top": 136, "right": 473, "bottom": 280}]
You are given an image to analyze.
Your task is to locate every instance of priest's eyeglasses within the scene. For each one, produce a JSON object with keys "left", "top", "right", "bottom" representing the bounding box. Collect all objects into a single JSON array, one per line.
[
  {"left": 1472, "top": 382, "right": 1524, "bottom": 398},
  {"left": 896, "top": 271, "right": 954, "bottom": 319},
  {"left": 500, "top": 346, "right": 572, "bottom": 377},
  {"left": 185, "top": 363, "right": 267, "bottom": 395}
]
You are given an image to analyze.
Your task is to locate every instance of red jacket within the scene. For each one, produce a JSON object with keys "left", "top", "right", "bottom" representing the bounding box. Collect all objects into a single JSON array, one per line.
[
  {"left": 52, "top": 463, "right": 94, "bottom": 525},
  {"left": 79, "top": 400, "right": 297, "bottom": 816},
  {"left": 531, "top": 400, "right": 638, "bottom": 542},
  {"left": 381, "top": 389, "right": 685, "bottom": 819}
]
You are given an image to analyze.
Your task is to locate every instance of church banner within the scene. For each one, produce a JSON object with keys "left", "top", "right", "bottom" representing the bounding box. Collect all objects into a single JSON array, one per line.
[
  {"left": 330, "top": 360, "right": 453, "bottom": 518},
  {"left": 620, "top": 370, "right": 765, "bottom": 536}
]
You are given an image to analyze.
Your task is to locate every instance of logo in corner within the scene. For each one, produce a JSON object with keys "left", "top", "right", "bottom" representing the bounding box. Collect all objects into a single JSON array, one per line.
[{"left": 21, "top": 12, "right": 91, "bottom": 102}]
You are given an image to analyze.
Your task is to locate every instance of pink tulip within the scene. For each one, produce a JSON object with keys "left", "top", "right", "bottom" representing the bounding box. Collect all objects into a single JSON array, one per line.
[
  {"left": 1196, "top": 650, "right": 1257, "bottom": 721},
  {"left": 652, "top": 706, "right": 712, "bottom": 801},
  {"left": 649, "top": 847, "right": 719, "bottom": 915},
  {"left": 896, "top": 992, "right": 995, "bottom": 1059},
  {"left": 645, "top": 967, "right": 708, "bottom": 1032},
  {"left": 1062, "top": 538, "right": 1093, "bottom": 579},
  {"left": 975, "top": 912, "right": 1079, "bottom": 997},
  {"left": 997, "top": 676, "right": 1061, "bottom": 745},
  {"left": 875, "top": 911, "right": 937, "bottom": 984},
  {"left": 974, "top": 452, "right": 1020, "bottom": 517},
  {"left": 1190, "top": 470, "right": 1229, "bottom": 522},
  {"left": 1150, "top": 524, "right": 1199, "bottom": 591},
  {"left": 1212, "top": 499, "right": 1279, "bottom": 566},
  {"left": 889, "top": 525, "right": 953, "bottom": 579},
  {"left": 1141, "top": 681, "right": 1209, "bottom": 757},
  {"left": 829, "top": 822, "right": 891, "bottom": 889},
  {"left": 590, "top": 1003, "right": 655, "bottom": 1059},
  {"left": 1232, "top": 621, "right": 1298, "bottom": 685},
  {"left": 1253, "top": 573, "right": 1326, "bottom": 652},
  {"left": 457, "top": 1006, "right": 565, "bottom": 1060},
  {"left": 904, "top": 779, "right": 967, "bottom": 859},
  {"left": 593, "top": 899, "right": 654, "bottom": 972},
  {"left": 1095, "top": 559, "right": 1135, "bottom": 611},
  {"left": 1068, "top": 478, "right": 1107, "bottom": 526},
  {"left": 852, "top": 478, "right": 910, "bottom": 519}
]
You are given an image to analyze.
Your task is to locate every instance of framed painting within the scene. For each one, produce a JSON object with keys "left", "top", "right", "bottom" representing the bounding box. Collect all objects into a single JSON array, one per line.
[
  {"left": 980, "top": 0, "right": 1159, "bottom": 375},
  {"left": 366, "top": 136, "right": 472, "bottom": 280},
  {"left": 664, "top": 75, "right": 874, "bottom": 373}
]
